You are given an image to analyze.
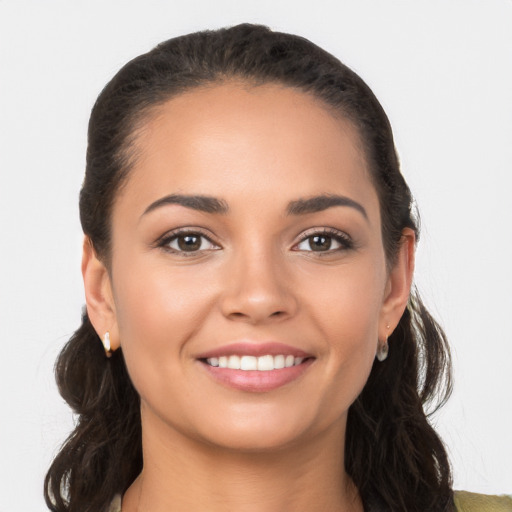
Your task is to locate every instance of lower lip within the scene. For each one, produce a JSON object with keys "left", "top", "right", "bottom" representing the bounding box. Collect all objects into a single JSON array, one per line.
[{"left": 199, "top": 359, "right": 314, "bottom": 392}]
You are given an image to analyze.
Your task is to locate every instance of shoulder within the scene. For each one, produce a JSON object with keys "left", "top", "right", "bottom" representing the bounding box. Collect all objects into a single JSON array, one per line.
[{"left": 454, "top": 491, "right": 512, "bottom": 511}]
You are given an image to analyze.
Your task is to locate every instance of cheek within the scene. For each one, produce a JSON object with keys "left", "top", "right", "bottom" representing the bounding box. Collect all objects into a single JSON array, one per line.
[
  {"left": 113, "top": 255, "right": 212, "bottom": 333},
  {"left": 320, "top": 292, "right": 380, "bottom": 376},
  {"left": 111, "top": 256, "right": 217, "bottom": 385},
  {"left": 308, "top": 258, "right": 385, "bottom": 345},
  {"left": 305, "top": 259, "right": 386, "bottom": 403}
]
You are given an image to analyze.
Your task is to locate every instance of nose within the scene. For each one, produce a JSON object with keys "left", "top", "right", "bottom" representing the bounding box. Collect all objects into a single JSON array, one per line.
[{"left": 219, "top": 245, "right": 298, "bottom": 325}]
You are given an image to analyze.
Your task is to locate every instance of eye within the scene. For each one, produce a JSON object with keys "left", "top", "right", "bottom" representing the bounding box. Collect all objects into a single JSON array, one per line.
[
  {"left": 294, "top": 229, "right": 353, "bottom": 253},
  {"left": 159, "top": 230, "right": 220, "bottom": 254}
]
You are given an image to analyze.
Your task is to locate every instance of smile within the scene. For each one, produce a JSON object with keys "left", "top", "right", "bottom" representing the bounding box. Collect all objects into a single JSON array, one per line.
[
  {"left": 206, "top": 354, "right": 304, "bottom": 371},
  {"left": 197, "top": 342, "right": 315, "bottom": 392}
]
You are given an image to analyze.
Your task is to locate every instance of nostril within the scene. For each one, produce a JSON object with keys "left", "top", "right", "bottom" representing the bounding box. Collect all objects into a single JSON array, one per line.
[
  {"left": 227, "top": 309, "right": 287, "bottom": 323},
  {"left": 230, "top": 312, "right": 247, "bottom": 319}
]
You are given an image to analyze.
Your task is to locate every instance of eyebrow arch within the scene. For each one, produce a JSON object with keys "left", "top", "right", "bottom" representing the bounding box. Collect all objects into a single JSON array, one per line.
[
  {"left": 286, "top": 194, "right": 368, "bottom": 220},
  {"left": 142, "top": 194, "right": 229, "bottom": 217}
]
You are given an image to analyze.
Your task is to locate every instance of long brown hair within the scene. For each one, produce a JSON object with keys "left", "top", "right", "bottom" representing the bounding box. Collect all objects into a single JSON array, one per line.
[{"left": 45, "top": 24, "right": 453, "bottom": 512}]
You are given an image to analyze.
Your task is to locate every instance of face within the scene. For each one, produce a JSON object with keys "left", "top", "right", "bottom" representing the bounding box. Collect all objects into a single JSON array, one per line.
[{"left": 96, "top": 83, "right": 405, "bottom": 452}]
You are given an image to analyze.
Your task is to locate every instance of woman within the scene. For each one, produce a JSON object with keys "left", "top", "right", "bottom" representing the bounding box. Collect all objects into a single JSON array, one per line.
[{"left": 44, "top": 24, "right": 511, "bottom": 512}]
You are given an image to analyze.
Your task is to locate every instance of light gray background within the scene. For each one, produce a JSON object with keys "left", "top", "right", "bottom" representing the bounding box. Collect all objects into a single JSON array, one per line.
[{"left": 1, "top": 1, "right": 511, "bottom": 510}]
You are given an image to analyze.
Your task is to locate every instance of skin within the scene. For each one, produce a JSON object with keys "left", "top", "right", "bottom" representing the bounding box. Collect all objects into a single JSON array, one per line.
[{"left": 83, "top": 82, "right": 415, "bottom": 511}]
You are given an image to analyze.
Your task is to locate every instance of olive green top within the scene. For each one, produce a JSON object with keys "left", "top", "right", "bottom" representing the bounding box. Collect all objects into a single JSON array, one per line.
[
  {"left": 454, "top": 491, "right": 512, "bottom": 511},
  {"left": 108, "top": 491, "right": 512, "bottom": 511}
]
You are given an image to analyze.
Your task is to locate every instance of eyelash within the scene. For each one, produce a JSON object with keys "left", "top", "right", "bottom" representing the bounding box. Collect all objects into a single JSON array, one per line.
[
  {"left": 157, "top": 228, "right": 220, "bottom": 257},
  {"left": 156, "top": 227, "right": 354, "bottom": 256},
  {"left": 293, "top": 228, "right": 354, "bottom": 255}
]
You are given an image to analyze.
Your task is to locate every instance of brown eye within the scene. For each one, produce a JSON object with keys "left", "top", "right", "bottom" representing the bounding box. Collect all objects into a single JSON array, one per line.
[
  {"left": 177, "top": 234, "right": 202, "bottom": 251},
  {"left": 163, "top": 232, "right": 219, "bottom": 253},
  {"left": 294, "top": 230, "right": 353, "bottom": 253},
  {"left": 308, "top": 235, "right": 332, "bottom": 251}
]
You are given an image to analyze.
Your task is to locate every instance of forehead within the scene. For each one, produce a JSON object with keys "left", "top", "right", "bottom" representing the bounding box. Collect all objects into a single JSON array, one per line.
[{"left": 117, "top": 82, "right": 378, "bottom": 220}]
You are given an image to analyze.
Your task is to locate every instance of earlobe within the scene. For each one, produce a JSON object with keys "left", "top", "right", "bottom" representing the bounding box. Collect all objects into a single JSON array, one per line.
[
  {"left": 379, "top": 228, "right": 416, "bottom": 339},
  {"left": 81, "top": 237, "right": 120, "bottom": 352}
]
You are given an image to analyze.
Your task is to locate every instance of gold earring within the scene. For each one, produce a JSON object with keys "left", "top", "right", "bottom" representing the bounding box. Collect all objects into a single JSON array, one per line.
[{"left": 102, "top": 331, "right": 112, "bottom": 358}]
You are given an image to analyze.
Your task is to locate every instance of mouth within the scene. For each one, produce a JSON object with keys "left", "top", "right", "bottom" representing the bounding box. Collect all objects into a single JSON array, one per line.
[{"left": 196, "top": 342, "right": 315, "bottom": 392}]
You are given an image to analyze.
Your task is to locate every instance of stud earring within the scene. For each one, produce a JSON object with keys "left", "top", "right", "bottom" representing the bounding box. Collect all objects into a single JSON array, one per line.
[{"left": 102, "top": 331, "right": 112, "bottom": 358}]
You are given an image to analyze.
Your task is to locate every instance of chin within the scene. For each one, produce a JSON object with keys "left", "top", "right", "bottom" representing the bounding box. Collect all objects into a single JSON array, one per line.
[
  {"left": 189, "top": 404, "right": 330, "bottom": 453},
  {"left": 200, "top": 426, "right": 309, "bottom": 453}
]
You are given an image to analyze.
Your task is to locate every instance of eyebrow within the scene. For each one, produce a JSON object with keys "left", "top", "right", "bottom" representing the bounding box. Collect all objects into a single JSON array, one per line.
[
  {"left": 141, "top": 193, "right": 367, "bottom": 220},
  {"left": 286, "top": 194, "right": 368, "bottom": 220},
  {"left": 142, "top": 194, "right": 230, "bottom": 217}
]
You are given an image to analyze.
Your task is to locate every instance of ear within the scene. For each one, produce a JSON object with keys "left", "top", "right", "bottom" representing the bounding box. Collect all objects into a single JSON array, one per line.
[
  {"left": 379, "top": 228, "right": 416, "bottom": 340},
  {"left": 82, "top": 237, "right": 120, "bottom": 351}
]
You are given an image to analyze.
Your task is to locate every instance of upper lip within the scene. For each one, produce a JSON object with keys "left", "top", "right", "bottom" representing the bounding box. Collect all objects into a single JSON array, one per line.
[{"left": 196, "top": 342, "right": 313, "bottom": 359}]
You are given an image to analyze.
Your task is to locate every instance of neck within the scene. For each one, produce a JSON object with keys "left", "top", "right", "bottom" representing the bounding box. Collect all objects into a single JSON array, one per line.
[{"left": 122, "top": 413, "right": 362, "bottom": 512}]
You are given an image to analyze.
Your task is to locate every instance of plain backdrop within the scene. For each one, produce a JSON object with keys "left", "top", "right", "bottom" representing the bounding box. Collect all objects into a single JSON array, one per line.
[{"left": 1, "top": 1, "right": 511, "bottom": 510}]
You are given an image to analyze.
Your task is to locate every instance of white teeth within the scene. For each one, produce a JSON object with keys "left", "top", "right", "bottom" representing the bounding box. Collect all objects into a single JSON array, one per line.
[
  {"left": 227, "top": 355, "right": 241, "bottom": 369},
  {"left": 206, "top": 354, "right": 306, "bottom": 371},
  {"left": 240, "top": 355, "right": 258, "bottom": 370},
  {"left": 274, "top": 354, "right": 285, "bottom": 369},
  {"left": 257, "top": 355, "right": 274, "bottom": 371}
]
